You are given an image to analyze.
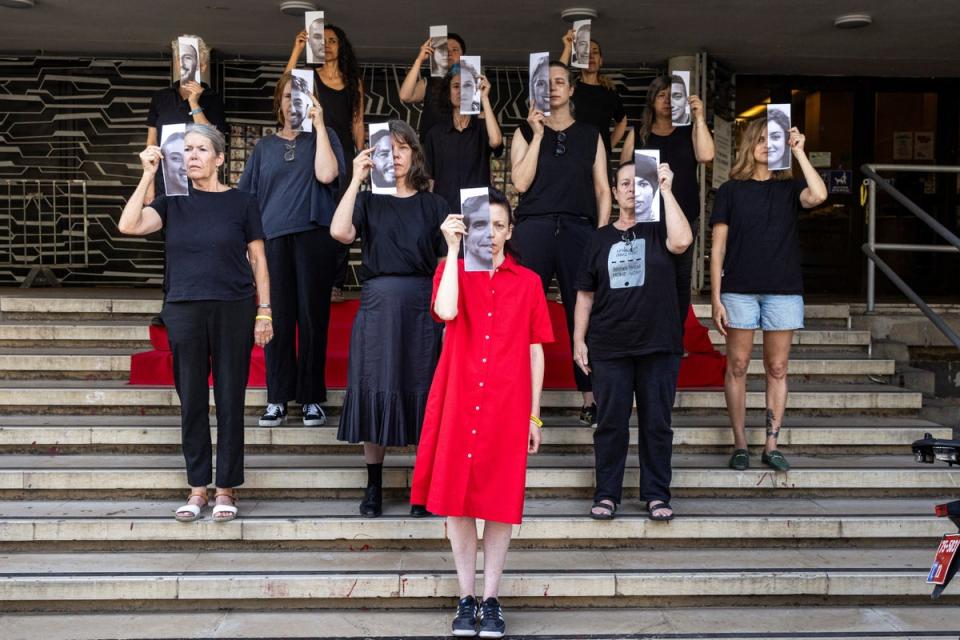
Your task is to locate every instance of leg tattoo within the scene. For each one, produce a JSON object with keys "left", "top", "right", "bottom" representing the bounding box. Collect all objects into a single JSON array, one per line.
[{"left": 765, "top": 408, "right": 780, "bottom": 440}]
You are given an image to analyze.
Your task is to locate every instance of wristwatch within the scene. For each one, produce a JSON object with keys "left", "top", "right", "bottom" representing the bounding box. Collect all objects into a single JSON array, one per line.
[{"left": 257, "top": 303, "right": 272, "bottom": 309}]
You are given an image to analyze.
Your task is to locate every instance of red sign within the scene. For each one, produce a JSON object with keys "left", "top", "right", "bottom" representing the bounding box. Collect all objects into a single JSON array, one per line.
[{"left": 928, "top": 534, "right": 960, "bottom": 585}]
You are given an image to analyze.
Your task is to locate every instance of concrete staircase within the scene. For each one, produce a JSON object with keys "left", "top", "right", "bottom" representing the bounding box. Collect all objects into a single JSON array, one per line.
[{"left": 1, "top": 292, "right": 959, "bottom": 639}]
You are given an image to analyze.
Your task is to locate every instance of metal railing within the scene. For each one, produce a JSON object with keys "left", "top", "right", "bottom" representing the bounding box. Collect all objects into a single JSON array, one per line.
[{"left": 862, "top": 163, "right": 960, "bottom": 350}]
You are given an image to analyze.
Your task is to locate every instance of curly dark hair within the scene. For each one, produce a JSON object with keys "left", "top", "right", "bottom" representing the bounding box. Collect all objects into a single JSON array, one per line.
[{"left": 326, "top": 24, "right": 364, "bottom": 123}]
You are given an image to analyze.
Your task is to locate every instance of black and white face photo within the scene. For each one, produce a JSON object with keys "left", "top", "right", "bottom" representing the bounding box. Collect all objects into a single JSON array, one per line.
[
  {"left": 429, "top": 25, "right": 448, "bottom": 77},
  {"left": 571, "top": 20, "right": 591, "bottom": 69},
  {"left": 160, "top": 124, "right": 188, "bottom": 196},
  {"left": 529, "top": 52, "right": 550, "bottom": 115},
  {"left": 671, "top": 71, "right": 691, "bottom": 126},
  {"left": 369, "top": 123, "right": 397, "bottom": 194},
  {"left": 767, "top": 104, "right": 792, "bottom": 171},
  {"left": 460, "top": 188, "right": 493, "bottom": 272},
  {"left": 177, "top": 37, "right": 200, "bottom": 84},
  {"left": 634, "top": 150, "right": 660, "bottom": 223},
  {"left": 305, "top": 11, "right": 325, "bottom": 65},
  {"left": 459, "top": 56, "right": 482, "bottom": 115},
  {"left": 290, "top": 70, "right": 314, "bottom": 133}
]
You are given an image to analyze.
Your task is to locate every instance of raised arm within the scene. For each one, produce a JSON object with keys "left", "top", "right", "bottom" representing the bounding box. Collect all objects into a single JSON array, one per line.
[
  {"left": 689, "top": 95, "right": 715, "bottom": 163},
  {"left": 558, "top": 29, "right": 574, "bottom": 66},
  {"left": 144, "top": 127, "right": 158, "bottom": 204},
  {"left": 399, "top": 40, "right": 431, "bottom": 104},
  {"left": 510, "top": 107, "right": 544, "bottom": 192},
  {"left": 710, "top": 223, "right": 729, "bottom": 336},
  {"left": 308, "top": 95, "right": 339, "bottom": 184},
  {"left": 330, "top": 148, "right": 373, "bottom": 244},
  {"left": 118, "top": 146, "right": 165, "bottom": 236},
  {"left": 478, "top": 75, "right": 503, "bottom": 149},
  {"left": 790, "top": 128, "right": 828, "bottom": 208},
  {"left": 592, "top": 136, "right": 611, "bottom": 227},
  {"left": 284, "top": 30, "right": 308, "bottom": 73},
  {"left": 433, "top": 215, "right": 465, "bottom": 321},
  {"left": 659, "top": 164, "right": 694, "bottom": 254}
]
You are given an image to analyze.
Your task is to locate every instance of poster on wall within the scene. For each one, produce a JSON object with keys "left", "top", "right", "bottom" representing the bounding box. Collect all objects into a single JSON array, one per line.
[
  {"left": 914, "top": 132, "right": 935, "bottom": 160},
  {"left": 893, "top": 132, "right": 913, "bottom": 160},
  {"left": 711, "top": 117, "right": 732, "bottom": 190}
]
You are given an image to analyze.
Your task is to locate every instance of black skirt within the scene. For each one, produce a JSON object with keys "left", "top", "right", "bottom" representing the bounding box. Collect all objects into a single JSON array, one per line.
[{"left": 337, "top": 276, "right": 442, "bottom": 446}]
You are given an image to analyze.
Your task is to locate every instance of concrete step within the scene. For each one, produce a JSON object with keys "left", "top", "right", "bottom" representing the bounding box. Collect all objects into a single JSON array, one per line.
[
  {"left": 3, "top": 606, "right": 958, "bottom": 640},
  {"left": 0, "top": 349, "right": 897, "bottom": 382},
  {"left": 0, "top": 321, "right": 871, "bottom": 350},
  {"left": 0, "top": 381, "right": 924, "bottom": 414},
  {"left": 0, "top": 415, "right": 943, "bottom": 451},
  {"left": 0, "top": 548, "right": 937, "bottom": 604},
  {"left": 0, "top": 452, "right": 952, "bottom": 496},
  {"left": 0, "top": 498, "right": 952, "bottom": 544}
]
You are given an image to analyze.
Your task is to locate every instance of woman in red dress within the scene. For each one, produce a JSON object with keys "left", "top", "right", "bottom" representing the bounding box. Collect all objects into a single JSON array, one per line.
[{"left": 411, "top": 188, "right": 553, "bottom": 639}]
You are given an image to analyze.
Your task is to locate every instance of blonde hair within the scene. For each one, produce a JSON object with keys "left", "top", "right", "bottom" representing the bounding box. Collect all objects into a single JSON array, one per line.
[
  {"left": 729, "top": 117, "right": 794, "bottom": 181},
  {"left": 171, "top": 35, "right": 211, "bottom": 68}
]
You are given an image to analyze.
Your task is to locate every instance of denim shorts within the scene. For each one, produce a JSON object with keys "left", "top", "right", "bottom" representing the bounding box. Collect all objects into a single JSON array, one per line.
[{"left": 720, "top": 293, "right": 805, "bottom": 331}]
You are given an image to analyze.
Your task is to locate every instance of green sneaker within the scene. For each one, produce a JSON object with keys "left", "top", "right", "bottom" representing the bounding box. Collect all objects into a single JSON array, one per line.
[
  {"left": 728, "top": 449, "right": 750, "bottom": 470},
  {"left": 761, "top": 449, "right": 790, "bottom": 472}
]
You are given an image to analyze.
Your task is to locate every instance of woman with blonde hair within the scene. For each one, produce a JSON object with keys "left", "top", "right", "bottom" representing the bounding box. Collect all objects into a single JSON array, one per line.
[{"left": 709, "top": 116, "right": 827, "bottom": 472}]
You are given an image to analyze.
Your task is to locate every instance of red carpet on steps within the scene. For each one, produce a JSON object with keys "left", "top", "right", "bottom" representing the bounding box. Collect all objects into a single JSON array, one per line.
[{"left": 130, "top": 302, "right": 725, "bottom": 389}]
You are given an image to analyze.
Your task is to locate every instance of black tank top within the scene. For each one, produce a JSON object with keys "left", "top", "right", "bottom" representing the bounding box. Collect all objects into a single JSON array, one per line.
[
  {"left": 315, "top": 74, "right": 356, "bottom": 159},
  {"left": 515, "top": 121, "right": 600, "bottom": 223}
]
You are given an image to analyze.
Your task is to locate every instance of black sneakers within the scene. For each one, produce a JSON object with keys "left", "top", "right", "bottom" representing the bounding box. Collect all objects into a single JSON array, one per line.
[
  {"left": 578, "top": 403, "right": 597, "bottom": 427},
  {"left": 451, "top": 595, "right": 479, "bottom": 637},
  {"left": 301, "top": 403, "right": 326, "bottom": 427},
  {"left": 478, "top": 597, "right": 505, "bottom": 638},
  {"left": 258, "top": 403, "right": 287, "bottom": 427}
]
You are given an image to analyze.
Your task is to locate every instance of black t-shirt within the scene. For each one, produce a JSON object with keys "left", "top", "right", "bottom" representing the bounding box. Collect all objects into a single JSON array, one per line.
[
  {"left": 575, "top": 223, "right": 681, "bottom": 359},
  {"left": 709, "top": 178, "right": 808, "bottom": 295},
  {"left": 571, "top": 81, "right": 625, "bottom": 156},
  {"left": 352, "top": 190, "right": 449, "bottom": 282},
  {"left": 515, "top": 121, "right": 600, "bottom": 222},
  {"left": 643, "top": 126, "right": 699, "bottom": 227},
  {"left": 424, "top": 116, "right": 504, "bottom": 212},
  {"left": 418, "top": 75, "right": 445, "bottom": 140},
  {"left": 151, "top": 188, "right": 265, "bottom": 302},
  {"left": 147, "top": 83, "right": 229, "bottom": 198},
  {"left": 315, "top": 77, "right": 356, "bottom": 158}
]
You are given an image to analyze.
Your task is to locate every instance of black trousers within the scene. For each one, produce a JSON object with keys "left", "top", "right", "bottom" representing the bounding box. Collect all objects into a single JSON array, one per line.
[
  {"left": 333, "top": 242, "right": 350, "bottom": 289},
  {"left": 591, "top": 352, "right": 680, "bottom": 505},
  {"left": 162, "top": 296, "right": 255, "bottom": 488},
  {"left": 512, "top": 214, "right": 593, "bottom": 393},
  {"left": 265, "top": 227, "right": 339, "bottom": 404},
  {"left": 672, "top": 220, "right": 699, "bottom": 335}
]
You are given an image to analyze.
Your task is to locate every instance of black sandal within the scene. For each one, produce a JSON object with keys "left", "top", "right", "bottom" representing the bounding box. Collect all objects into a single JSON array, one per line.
[
  {"left": 590, "top": 499, "right": 617, "bottom": 520},
  {"left": 647, "top": 500, "right": 674, "bottom": 521}
]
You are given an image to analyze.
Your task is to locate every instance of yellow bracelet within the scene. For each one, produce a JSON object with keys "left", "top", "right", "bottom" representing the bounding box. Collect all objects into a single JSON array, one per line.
[
  {"left": 255, "top": 315, "right": 273, "bottom": 322},
  {"left": 529, "top": 415, "right": 543, "bottom": 428}
]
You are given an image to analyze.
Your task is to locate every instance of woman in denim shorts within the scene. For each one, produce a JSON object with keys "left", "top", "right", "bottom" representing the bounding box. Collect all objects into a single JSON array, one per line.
[{"left": 708, "top": 116, "right": 827, "bottom": 472}]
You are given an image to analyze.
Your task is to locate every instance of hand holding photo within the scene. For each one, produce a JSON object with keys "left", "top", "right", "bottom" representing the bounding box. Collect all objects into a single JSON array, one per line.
[
  {"left": 290, "top": 69, "right": 314, "bottom": 133},
  {"left": 671, "top": 71, "right": 691, "bottom": 126},
  {"left": 429, "top": 25, "right": 449, "bottom": 78},
  {"left": 304, "top": 11, "right": 325, "bottom": 66},
  {"left": 459, "top": 55, "right": 482, "bottom": 115},
  {"left": 160, "top": 124, "right": 188, "bottom": 197},
  {"left": 634, "top": 150, "right": 661, "bottom": 223},
  {"left": 460, "top": 187, "right": 493, "bottom": 272},
  {"left": 177, "top": 37, "right": 201, "bottom": 85},
  {"left": 766, "top": 104, "right": 792, "bottom": 171},
  {"left": 369, "top": 122, "right": 397, "bottom": 195},
  {"left": 570, "top": 20, "right": 591, "bottom": 69},
  {"left": 529, "top": 52, "right": 551, "bottom": 116}
]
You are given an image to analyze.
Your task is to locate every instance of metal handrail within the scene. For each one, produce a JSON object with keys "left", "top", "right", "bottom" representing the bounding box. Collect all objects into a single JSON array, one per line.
[{"left": 861, "top": 163, "right": 960, "bottom": 350}]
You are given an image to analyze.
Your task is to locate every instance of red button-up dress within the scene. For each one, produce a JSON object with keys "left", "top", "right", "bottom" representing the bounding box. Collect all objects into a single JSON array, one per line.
[{"left": 411, "top": 256, "right": 554, "bottom": 524}]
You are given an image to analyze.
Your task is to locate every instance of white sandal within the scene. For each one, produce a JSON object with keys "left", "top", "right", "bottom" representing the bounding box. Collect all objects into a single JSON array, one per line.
[
  {"left": 174, "top": 491, "right": 208, "bottom": 522},
  {"left": 212, "top": 490, "right": 238, "bottom": 522}
]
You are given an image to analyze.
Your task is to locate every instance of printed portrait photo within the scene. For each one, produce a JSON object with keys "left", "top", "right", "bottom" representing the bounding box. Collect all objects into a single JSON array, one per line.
[
  {"left": 570, "top": 20, "right": 591, "bottom": 70},
  {"left": 634, "top": 149, "right": 661, "bottom": 223},
  {"left": 460, "top": 187, "right": 493, "bottom": 272},
  {"left": 177, "top": 37, "right": 201, "bottom": 85},
  {"left": 369, "top": 122, "right": 397, "bottom": 195},
  {"left": 529, "top": 52, "right": 550, "bottom": 115},
  {"left": 429, "top": 25, "right": 448, "bottom": 78},
  {"left": 160, "top": 123, "right": 188, "bottom": 197},
  {"left": 767, "top": 104, "right": 792, "bottom": 171},
  {"left": 290, "top": 69, "right": 314, "bottom": 133},
  {"left": 304, "top": 11, "right": 325, "bottom": 66},
  {"left": 671, "top": 71, "right": 691, "bottom": 126},
  {"left": 459, "top": 56, "right": 482, "bottom": 115}
]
